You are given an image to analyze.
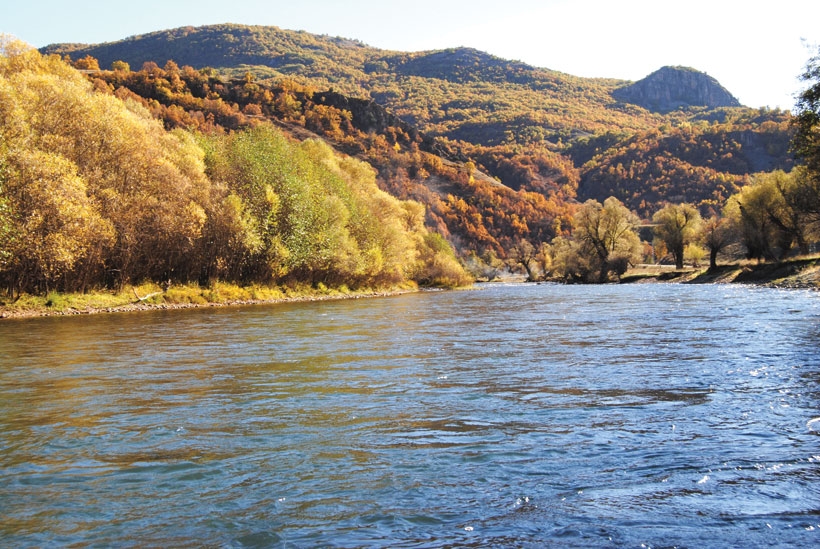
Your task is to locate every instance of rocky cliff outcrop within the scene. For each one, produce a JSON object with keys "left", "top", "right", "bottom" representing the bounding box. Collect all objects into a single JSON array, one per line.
[{"left": 612, "top": 66, "right": 741, "bottom": 112}]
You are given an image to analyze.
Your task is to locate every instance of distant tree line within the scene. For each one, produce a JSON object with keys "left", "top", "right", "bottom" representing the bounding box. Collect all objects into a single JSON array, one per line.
[
  {"left": 508, "top": 162, "right": 820, "bottom": 283},
  {"left": 505, "top": 45, "right": 820, "bottom": 283}
]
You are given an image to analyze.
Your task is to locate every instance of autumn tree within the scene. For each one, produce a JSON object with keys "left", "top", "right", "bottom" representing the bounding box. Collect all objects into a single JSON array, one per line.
[
  {"left": 0, "top": 161, "right": 14, "bottom": 277},
  {"left": 1, "top": 149, "right": 114, "bottom": 294},
  {"left": 700, "top": 215, "right": 735, "bottom": 270},
  {"left": 199, "top": 126, "right": 470, "bottom": 288},
  {"left": 0, "top": 39, "right": 472, "bottom": 295},
  {"left": 507, "top": 240, "right": 539, "bottom": 281},
  {"left": 547, "top": 236, "right": 591, "bottom": 282},
  {"left": 774, "top": 166, "right": 820, "bottom": 247},
  {"left": 556, "top": 197, "right": 641, "bottom": 282},
  {"left": 0, "top": 45, "right": 210, "bottom": 291},
  {"left": 725, "top": 174, "right": 783, "bottom": 262},
  {"left": 684, "top": 243, "right": 707, "bottom": 267},
  {"left": 73, "top": 55, "right": 100, "bottom": 71},
  {"left": 789, "top": 46, "right": 820, "bottom": 250},
  {"left": 725, "top": 169, "right": 820, "bottom": 262},
  {"left": 767, "top": 168, "right": 820, "bottom": 254},
  {"left": 652, "top": 203, "right": 702, "bottom": 269},
  {"left": 792, "top": 45, "right": 820, "bottom": 179}
]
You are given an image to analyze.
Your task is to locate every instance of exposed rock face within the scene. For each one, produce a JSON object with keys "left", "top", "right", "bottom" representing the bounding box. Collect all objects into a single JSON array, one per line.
[{"left": 612, "top": 66, "right": 741, "bottom": 112}]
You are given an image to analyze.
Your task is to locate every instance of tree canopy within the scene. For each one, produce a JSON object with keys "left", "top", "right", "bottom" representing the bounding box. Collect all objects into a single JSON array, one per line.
[
  {"left": 653, "top": 203, "right": 702, "bottom": 269},
  {"left": 0, "top": 44, "right": 471, "bottom": 296},
  {"left": 793, "top": 45, "right": 820, "bottom": 178},
  {"left": 550, "top": 197, "right": 641, "bottom": 283}
]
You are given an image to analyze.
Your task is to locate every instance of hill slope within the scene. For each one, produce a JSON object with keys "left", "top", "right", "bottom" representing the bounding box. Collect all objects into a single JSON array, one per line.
[
  {"left": 41, "top": 23, "right": 664, "bottom": 146},
  {"left": 83, "top": 63, "right": 578, "bottom": 260},
  {"left": 42, "top": 23, "right": 794, "bottom": 225},
  {"left": 42, "top": 24, "right": 375, "bottom": 87}
]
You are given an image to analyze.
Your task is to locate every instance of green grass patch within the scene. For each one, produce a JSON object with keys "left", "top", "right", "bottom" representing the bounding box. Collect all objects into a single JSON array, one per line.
[
  {"left": 247, "top": 285, "right": 286, "bottom": 301},
  {"left": 1, "top": 287, "right": 136, "bottom": 314}
]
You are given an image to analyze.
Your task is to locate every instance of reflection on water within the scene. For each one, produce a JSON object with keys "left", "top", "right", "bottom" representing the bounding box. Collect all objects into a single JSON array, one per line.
[{"left": 1, "top": 283, "right": 820, "bottom": 547}]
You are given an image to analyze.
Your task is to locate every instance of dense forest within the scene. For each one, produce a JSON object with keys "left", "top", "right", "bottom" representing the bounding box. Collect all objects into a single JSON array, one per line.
[
  {"left": 43, "top": 25, "right": 794, "bottom": 214},
  {"left": 575, "top": 110, "right": 794, "bottom": 218},
  {"left": 3, "top": 22, "right": 817, "bottom": 296},
  {"left": 0, "top": 42, "right": 471, "bottom": 296},
  {"left": 74, "top": 58, "right": 579, "bottom": 261}
]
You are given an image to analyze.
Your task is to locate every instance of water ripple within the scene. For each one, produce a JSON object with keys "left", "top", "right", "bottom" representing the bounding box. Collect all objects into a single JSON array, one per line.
[{"left": 1, "top": 284, "right": 819, "bottom": 547}]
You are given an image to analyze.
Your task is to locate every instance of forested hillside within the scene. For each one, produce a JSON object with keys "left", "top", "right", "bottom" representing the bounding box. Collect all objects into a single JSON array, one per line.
[
  {"left": 42, "top": 24, "right": 795, "bottom": 218},
  {"left": 28, "top": 23, "right": 809, "bottom": 288},
  {"left": 83, "top": 62, "right": 578, "bottom": 261},
  {"left": 0, "top": 44, "right": 471, "bottom": 296},
  {"left": 42, "top": 24, "right": 660, "bottom": 147},
  {"left": 575, "top": 109, "right": 794, "bottom": 217}
]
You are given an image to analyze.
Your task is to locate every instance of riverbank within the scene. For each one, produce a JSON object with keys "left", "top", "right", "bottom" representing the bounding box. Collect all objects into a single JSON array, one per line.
[
  {"left": 5, "top": 257, "right": 818, "bottom": 320},
  {"left": 0, "top": 281, "right": 422, "bottom": 320},
  {"left": 620, "top": 255, "right": 820, "bottom": 289}
]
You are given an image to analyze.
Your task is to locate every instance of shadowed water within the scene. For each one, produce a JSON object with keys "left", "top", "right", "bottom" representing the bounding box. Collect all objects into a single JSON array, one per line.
[{"left": 1, "top": 283, "right": 819, "bottom": 547}]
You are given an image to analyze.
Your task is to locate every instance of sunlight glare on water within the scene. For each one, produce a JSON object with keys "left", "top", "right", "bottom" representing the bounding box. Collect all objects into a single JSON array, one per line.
[{"left": 1, "top": 283, "right": 819, "bottom": 547}]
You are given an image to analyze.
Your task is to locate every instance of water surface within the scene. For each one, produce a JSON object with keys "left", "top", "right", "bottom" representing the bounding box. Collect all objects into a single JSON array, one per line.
[{"left": 1, "top": 283, "right": 819, "bottom": 547}]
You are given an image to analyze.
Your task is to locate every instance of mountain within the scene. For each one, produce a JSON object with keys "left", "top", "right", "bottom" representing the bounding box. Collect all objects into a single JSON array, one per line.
[
  {"left": 40, "top": 24, "right": 662, "bottom": 145},
  {"left": 612, "top": 66, "right": 741, "bottom": 113},
  {"left": 42, "top": 24, "right": 375, "bottom": 90},
  {"left": 40, "top": 25, "right": 768, "bottom": 152},
  {"left": 41, "top": 24, "right": 794, "bottom": 245}
]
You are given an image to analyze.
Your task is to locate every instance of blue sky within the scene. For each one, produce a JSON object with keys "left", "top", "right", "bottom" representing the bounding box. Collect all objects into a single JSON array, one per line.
[{"left": 2, "top": 0, "right": 819, "bottom": 110}]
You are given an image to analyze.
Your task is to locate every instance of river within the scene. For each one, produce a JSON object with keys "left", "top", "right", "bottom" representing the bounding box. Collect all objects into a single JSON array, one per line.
[{"left": 1, "top": 283, "right": 819, "bottom": 547}]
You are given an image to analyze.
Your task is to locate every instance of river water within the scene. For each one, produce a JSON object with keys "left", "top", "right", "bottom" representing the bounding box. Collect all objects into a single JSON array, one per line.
[{"left": 1, "top": 283, "right": 819, "bottom": 548}]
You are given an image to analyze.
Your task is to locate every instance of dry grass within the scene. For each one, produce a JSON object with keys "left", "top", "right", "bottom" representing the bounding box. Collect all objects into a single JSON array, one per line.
[{"left": 0, "top": 280, "right": 420, "bottom": 319}]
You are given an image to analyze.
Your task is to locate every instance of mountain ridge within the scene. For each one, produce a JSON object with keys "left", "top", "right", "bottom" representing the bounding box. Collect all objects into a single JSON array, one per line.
[
  {"left": 40, "top": 23, "right": 758, "bottom": 151},
  {"left": 39, "top": 23, "right": 793, "bottom": 226}
]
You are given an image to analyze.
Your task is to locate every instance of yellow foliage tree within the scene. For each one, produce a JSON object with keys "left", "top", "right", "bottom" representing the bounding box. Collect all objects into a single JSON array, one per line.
[{"left": 0, "top": 43, "right": 213, "bottom": 290}]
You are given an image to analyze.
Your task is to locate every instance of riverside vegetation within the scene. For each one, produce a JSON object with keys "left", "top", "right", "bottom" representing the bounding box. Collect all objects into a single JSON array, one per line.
[
  {"left": 3, "top": 26, "right": 820, "bottom": 316},
  {"left": 0, "top": 40, "right": 472, "bottom": 316}
]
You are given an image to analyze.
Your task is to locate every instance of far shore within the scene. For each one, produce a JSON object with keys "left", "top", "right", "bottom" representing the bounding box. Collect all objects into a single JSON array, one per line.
[{"left": 619, "top": 255, "right": 820, "bottom": 289}]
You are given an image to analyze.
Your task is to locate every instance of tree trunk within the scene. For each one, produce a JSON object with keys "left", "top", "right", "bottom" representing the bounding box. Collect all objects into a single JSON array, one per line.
[
  {"left": 797, "top": 234, "right": 809, "bottom": 256},
  {"left": 522, "top": 260, "right": 534, "bottom": 282},
  {"left": 674, "top": 244, "right": 684, "bottom": 270},
  {"left": 709, "top": 248, "right": 718, "bottom": 271}
]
